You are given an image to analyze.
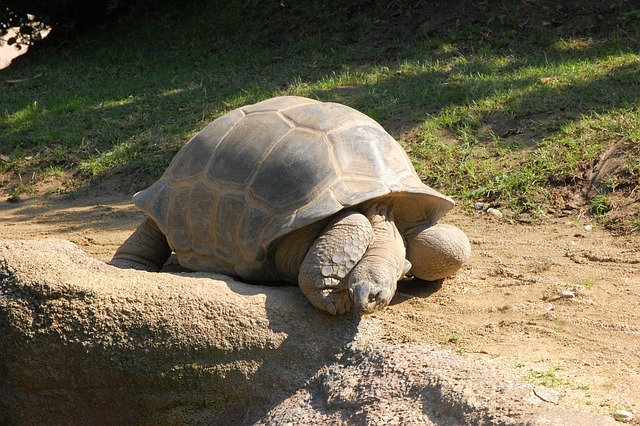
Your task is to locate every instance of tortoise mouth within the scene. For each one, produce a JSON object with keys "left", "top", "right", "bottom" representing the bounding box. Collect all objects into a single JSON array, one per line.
[
  {"left": 349, "top": 284, "right": 376, "bottom": 314},
  {"left": 348, "top": 280, "right": 394, "bottom": 314}
]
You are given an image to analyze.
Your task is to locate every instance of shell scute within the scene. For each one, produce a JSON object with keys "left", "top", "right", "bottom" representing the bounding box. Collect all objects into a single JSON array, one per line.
[
  {"left": 248, "top": 128, "right": 336, "bottom": 212},
  {"left": 205, "top": 112, "right": 293, "bottom": 187},
  {"left": 135, "top": 179, "right": 170, "bottom": 230},
  {"left": 242, "top": 96, "right": 319, "bottom": 115},
  {"left": 259, "top": 187, "right": 344, "bottom": 249},
  {"left": 238, "top": 206, "right": 271, "bottom": 264},
  {"left": 169, "top": 108, "right": 245, "bottom": 182},
  {"left": 188, "top": 181, "right": 218, "bottom": 256},
  {"left": 282, "top": 101, "right": 367, "bottom": 133},
  {"left": 330, "top": 123, "right": 408, "bottom": 181},
  {"left": 212, "top": 192, "right": 245, "bottom": 265},
  {"left": 166, "top": 187, "right": 192, "bottom": 252},
  {"left": 329, "top": 177, "right": 387, "bottom": 207}
]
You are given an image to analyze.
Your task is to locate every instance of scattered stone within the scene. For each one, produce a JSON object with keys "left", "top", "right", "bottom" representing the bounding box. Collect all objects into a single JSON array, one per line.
[
  {"left": 486, "top": 208, "right": 503, "bottom": 219},
  {"left": 534, "top": 387, "right": 559, "bottom": 404},
  {"left": 612, "top": 410, "right": 633, "bottom": 423},
  {"left": 474, "top": 202, "right": 486, "bottom": 210},
  {"left": 561, "top": 291, "right": 576, "bottom": 299},
  {"left": 584, "top": 224, "right": 593, "bottom": 232}
]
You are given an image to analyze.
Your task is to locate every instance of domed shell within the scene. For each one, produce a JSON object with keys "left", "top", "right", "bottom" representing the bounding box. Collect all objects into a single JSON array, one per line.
[{"left": 134, "top": 96, "right": 454, "bottom": 281}]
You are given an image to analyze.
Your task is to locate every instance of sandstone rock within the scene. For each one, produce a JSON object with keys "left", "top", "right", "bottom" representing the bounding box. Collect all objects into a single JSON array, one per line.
[
  {"left": 0, "top": 239, "right": 358, "bottom": 425},
  {"left": 612, "top": 409, "right": 633, "bottom": 422},
  {"left": 0, "top": 239, "right": 617, "bottom": 425},
  {"left": 486, "top": 207, "right": 504, "bottom": 219}
]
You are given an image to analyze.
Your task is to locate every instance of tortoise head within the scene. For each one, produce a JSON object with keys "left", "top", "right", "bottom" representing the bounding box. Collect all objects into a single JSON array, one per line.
[{"left": 348, "top": 268, "right": 398, "bottom": 314}]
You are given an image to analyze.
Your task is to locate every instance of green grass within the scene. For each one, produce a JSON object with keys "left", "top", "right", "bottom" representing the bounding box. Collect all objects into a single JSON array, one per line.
[
  {"left": 446, "top": 334, "right": 461, "bottom": 344},
  {"left": 591, "top": 193, "right": 613, "bottom": 218},
  {"left": 580, "top": 278, "right": 596, "bottom": 290},
  {"left": 523, "top": 368, "right": 569, "bottom": 387},
  {"left": 1, "top": 1, "right": 639, "bottom": 230},
  {"left": 632, "top": 213, "right": 640, "bottom": 233}
]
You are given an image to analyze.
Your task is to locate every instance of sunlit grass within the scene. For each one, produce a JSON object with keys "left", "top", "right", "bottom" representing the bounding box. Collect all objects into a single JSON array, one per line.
[
  {"left": 0, "top": 0, "right": 638, "bottom": 228},
  {"left": 523, "top": 368, "right": 569, "bottom": 388}
]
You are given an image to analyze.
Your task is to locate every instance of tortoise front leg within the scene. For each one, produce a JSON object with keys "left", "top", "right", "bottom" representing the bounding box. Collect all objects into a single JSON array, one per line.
[
  {"left": 298, "top": 211, "right": 373, "bottom": 315},
  {"left": 110, "top": 217, "right": 172, "bottom": 271}
]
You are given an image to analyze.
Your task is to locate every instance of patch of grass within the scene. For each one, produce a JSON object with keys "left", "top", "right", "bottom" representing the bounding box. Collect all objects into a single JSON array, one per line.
[
  {"left": 591, "top": 193, "right": 613, "bottom": 218},
  {"left": 446, "top": 334, "right": 461, "bottom": 344},
  {"left": 0, "top": 0, "right": 639, "bottom": 230},
  {"left": 66, "top": 189, "right": 78, "bottom": 200},
  {"left": 580, "top": 278, "right": 596, "bottom": 290},
  {"left": 7, "top": 178, "right": 31, "bottom": 202},
  {"left": 44, "top": 166, "right": 64, "bottom": 178},
  {"left": 631, "top": 212, "right": 640, "bottom": 233},
  {"left": 523, "top": 368, "right": 568, "bottom": 387}
]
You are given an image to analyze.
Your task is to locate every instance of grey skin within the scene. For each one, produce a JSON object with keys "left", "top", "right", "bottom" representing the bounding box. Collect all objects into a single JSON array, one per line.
[{"left": 294, "top": 202, "right": 406, "bottom": 315}]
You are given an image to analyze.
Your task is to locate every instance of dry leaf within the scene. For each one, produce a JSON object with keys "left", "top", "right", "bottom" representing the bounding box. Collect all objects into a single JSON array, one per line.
[{"left": 540, "top": 77, "right": 553, "bottom": 84}]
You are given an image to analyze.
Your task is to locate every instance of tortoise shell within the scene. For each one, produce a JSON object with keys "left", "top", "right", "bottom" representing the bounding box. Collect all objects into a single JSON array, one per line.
[{"left": 134, "top": 96, "right": 454, "bottom": 281}]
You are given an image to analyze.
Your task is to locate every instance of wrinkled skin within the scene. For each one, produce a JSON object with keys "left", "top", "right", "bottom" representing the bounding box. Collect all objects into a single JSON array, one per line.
[
  {"left": 296, "top": 202, "right": 406, "bottom": 315},
  {"left": 346, "top": 203, "right": 407, "bottom": 314}
]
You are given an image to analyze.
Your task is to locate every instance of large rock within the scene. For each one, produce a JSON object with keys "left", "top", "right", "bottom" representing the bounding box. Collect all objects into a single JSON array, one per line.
[{"left": 0, "top": 240, "right": 615, "bottom": 425}]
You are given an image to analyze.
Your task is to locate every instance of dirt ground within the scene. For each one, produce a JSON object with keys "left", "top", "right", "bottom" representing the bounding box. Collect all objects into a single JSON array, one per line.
[{"left": 0, "top": 183, "right": 637, "bottom": 422}]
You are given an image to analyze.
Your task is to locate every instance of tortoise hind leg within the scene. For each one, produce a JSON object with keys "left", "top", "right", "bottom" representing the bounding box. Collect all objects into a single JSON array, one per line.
[
  {"left": 110, "top": 217, "right": 172, "bottom": 271},
  {"left": 404, "top": 223, "right": 470, "bottom": 281}
]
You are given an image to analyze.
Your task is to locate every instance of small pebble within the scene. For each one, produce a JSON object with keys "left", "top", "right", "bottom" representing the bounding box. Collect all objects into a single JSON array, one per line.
[
  {"left": 474, "top": 202, "right": 486, "bottom": 210},
  {"left": 613, "top": 410, "right": 633, "bottom": 422},
  {"left": 584, "top": 224, "right": 593, "bottom": 232},
  {"left": 561, "top": 291, "right": 575, "bottom": 299},
  {"left": 486, "top": 208, "right": 503, "bottom": 219}
]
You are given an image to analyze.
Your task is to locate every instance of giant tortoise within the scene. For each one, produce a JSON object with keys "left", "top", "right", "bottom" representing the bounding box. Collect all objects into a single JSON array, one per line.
[{"left": 111, "top": 96, "right": 470, "bottom": 314}]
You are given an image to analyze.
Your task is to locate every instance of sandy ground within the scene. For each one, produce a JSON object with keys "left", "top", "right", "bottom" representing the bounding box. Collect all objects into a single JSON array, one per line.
[{"left": 1, "top": 185, "right": 638, "bottom": 422}]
